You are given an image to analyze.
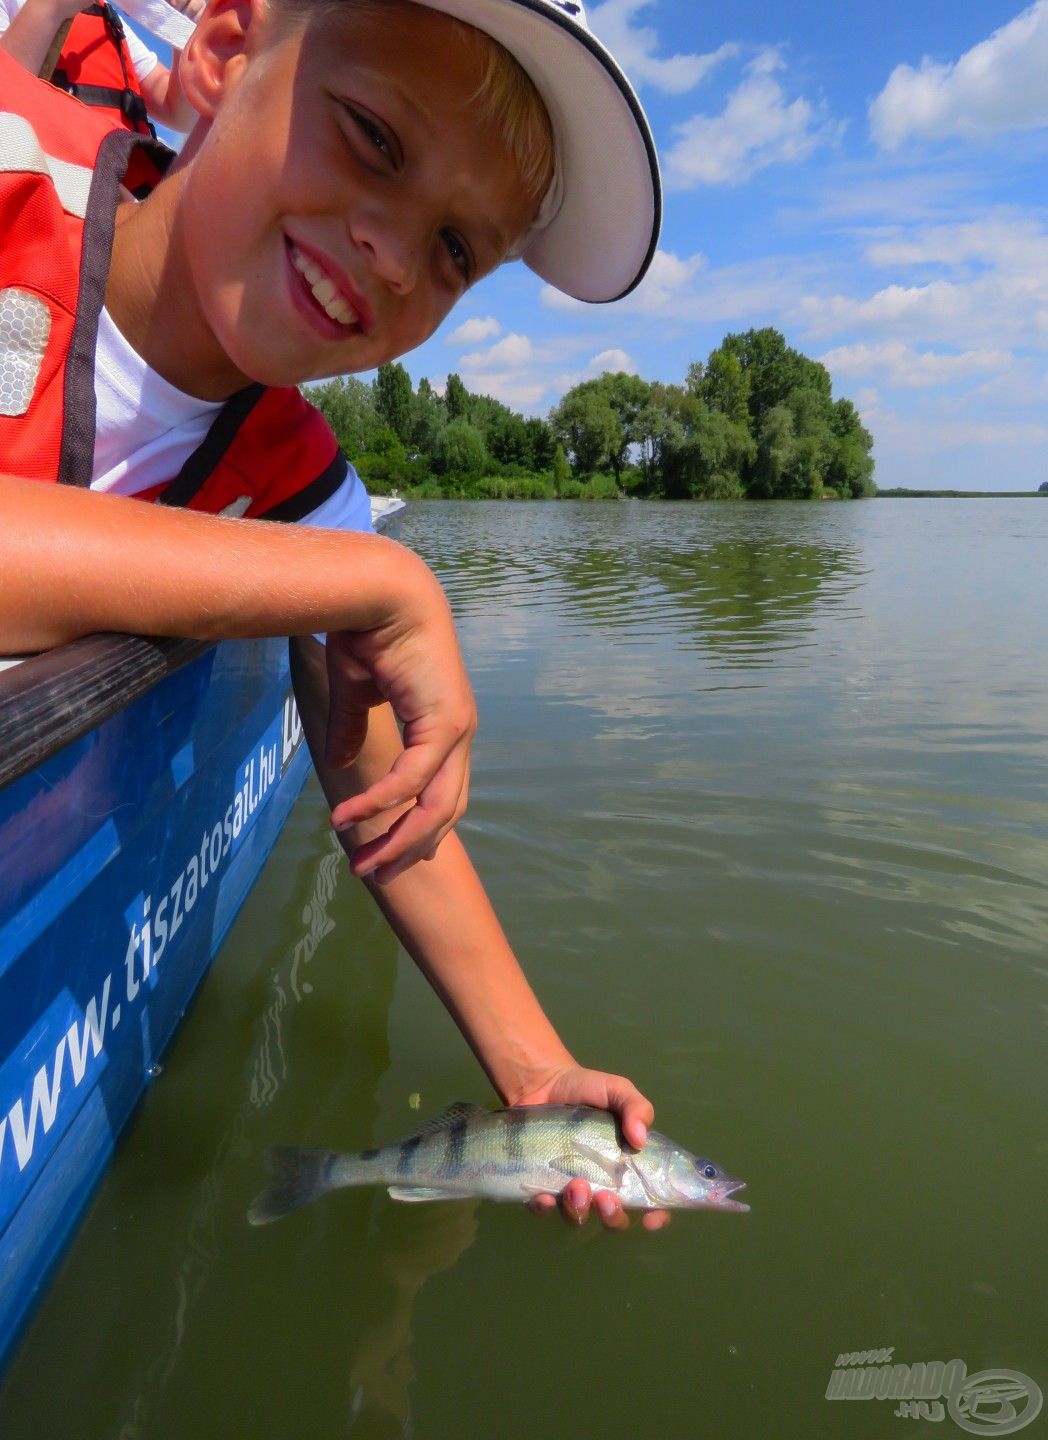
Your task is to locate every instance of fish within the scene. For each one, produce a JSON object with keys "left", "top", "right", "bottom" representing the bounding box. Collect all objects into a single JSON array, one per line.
[{"left": 248, "top": 1102, "right": 749, "bottom": 1224}]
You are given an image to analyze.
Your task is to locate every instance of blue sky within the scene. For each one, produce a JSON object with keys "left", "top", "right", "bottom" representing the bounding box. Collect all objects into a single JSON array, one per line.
[
  {"left": 147, "top": 1, "right": 1048, "bottom": 491},
  {"left": 406, "top": 0, "right": 1048, "bottom": 492}
]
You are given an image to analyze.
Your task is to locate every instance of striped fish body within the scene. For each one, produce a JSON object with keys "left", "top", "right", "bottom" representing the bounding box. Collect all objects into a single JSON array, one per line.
[{"left": 248, "top": 1103, "right": 748, "bottom": 1225}]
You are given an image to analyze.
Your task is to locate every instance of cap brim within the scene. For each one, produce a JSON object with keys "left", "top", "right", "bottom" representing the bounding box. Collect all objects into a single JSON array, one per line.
[{"left": 414, "top": 0, "right": 661, "bottom": 303}]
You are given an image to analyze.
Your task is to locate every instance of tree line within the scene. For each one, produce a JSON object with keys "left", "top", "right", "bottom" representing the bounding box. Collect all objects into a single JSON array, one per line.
[{"left": 308, "top": 327, "right": 876, "bottom": 502}]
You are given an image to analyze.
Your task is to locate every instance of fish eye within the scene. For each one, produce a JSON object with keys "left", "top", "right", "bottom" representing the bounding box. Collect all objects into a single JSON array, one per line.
[{"left": 701, "top": 1163, "right": 718, "bottom": 1180}]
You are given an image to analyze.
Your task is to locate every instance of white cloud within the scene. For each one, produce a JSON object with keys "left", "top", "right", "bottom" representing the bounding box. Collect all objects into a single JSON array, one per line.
[
  {"left": 458, "top": 375, "right": 549, "bottom": 410},
  {"left": 795, "top": 214, "right": 1048, "bottom": 349},
  {"left": 447, "top": 316, "right": 501, "bottom": 346},
  {"left": 863, "top": 217, "right": 1048, "bottom": 276},
  {"left": 586, "top": 348, "right": 637, "bottom": 374},
  {"left": 588, "top": 0, "right": 737, "bottom": 94},
  {"left": 870, "top": 1, "right": 1048, "bottom": 150},
  {"left": 819, "top": 341, "right": 1012, "bottom": 389},
  {"left": 459, "top": 332, "right": 535, "bottom": 370},
  {"left": 664, "top": 49, "right": 843, "bottom": 188},
  {"left": 455, "top": 331, "right": 594, "bottom": 412}
]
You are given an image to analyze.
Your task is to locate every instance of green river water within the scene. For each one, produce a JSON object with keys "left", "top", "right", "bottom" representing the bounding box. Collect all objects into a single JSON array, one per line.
[{"left": 1, "top": 499, "right": 1045, "bottom": 1439}]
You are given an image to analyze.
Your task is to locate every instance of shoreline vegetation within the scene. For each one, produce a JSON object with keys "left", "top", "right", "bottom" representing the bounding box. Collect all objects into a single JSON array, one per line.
[
  {"left": 309, "top": 327, "right": 878, "bottom": 503},
  {"left": 878, "top": 489, "right": 1047, "bottom": 499}
]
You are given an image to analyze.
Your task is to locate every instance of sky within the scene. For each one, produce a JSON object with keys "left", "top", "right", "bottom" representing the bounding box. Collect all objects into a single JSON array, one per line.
[
  {"left": 407, "top": 0, "right": 1048, "bottom": 492},
  {"left": 149, "top": 1, "right": 1048, "bottom": 491}
]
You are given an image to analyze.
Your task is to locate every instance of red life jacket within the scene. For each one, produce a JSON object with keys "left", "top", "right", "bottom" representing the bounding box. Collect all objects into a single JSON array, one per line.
[
  {"left": 51, "top": 2, "right": 160, "bottom": 197},
  {"left": 0, "top": 51, "right": 349, "bottom": 524}
]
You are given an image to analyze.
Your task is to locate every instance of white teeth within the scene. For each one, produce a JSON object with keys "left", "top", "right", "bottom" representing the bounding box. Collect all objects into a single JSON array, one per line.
[
  {"left": 290, "top": 245, "right": 358, "bottom": 328},
  {"left": 312, "top": 275, "right": 337, "bottom": 306}
]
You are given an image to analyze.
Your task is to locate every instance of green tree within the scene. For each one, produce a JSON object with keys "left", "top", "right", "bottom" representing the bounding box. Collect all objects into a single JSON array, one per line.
[
  {"left": 721, "top": 327, "right": 831, "bottom": 427},
  {"left": 524, "top": 417, "right": 557, "bottom": 471},
  {"left": 432, "top": 418, "right": 488, "bottom": 477},
  {"left": 696, "top": 345, "right": 751, "bottom": 427},
  {"left": 409, "top": 376, "right": 445, "bottom": 456},
  {"left": 826, "top": 399, "right": 875, "bottom": 497},
  {"left": 552, "top": 445, "right": 571, "bottom": 493},
  {"left": 751, "top": 404, "right": 794, "bottom": 498},
  {"left": 374, "top": 362, "right": 414, "bottom": 444},
  {"left": 486, "top": 409, "right": 530, "bottom": 465},
  {"left": 307, "top": 376, "right": 379, "bottom": 456},
  {"left": 634, "top": 384, "right": 680, "bottom": 492},
  {"left": 468, "top": 394, "right": 530, "bottom": 466},
  {"left": 551, "top": 384, "right": 622, "bottom": 475},
  {"left": 592, "top": 372, "right": 651, "bottom": 482},
  {"left": 445, "top": 372, "right": 471, "bottom": 422},
  {"left": 661, "top": 397, "right": 753, "bottom": 499}
]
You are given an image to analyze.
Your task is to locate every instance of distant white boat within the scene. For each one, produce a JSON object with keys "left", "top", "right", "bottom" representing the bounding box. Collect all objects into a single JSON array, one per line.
[{"left": 370, "top": 493, "right": 407, "bottom": 530}]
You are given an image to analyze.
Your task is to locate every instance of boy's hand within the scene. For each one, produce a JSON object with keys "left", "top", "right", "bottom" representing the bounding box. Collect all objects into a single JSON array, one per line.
[
  {"left": 512, "top": 1067, "right": 672, "bottom": 1233},
  {"left": 324, "top": 583, "right": 476, "bottom": 884}
]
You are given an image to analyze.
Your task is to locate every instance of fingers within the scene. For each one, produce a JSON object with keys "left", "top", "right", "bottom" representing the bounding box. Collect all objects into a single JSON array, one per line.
[
  {"left": 604, "top": 1079, "right": 655, "bottom": 1152},
  {"left": 335, "top": 740, "right": 470, "bottom": 883},
  {"left": 527, "top": 1183, "right": 667, "bottom": 1233}
]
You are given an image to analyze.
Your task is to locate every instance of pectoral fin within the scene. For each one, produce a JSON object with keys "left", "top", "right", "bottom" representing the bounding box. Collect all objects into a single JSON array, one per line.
[
  {"left": 387, "top": 1185, "right": 462, "bottom": 1203},
  {"left": 547, "top": 1144, "right": 627, "bottom": 1191},
  {"left": 574, "top": 1144, "right": 629, "bottom": 1190}
]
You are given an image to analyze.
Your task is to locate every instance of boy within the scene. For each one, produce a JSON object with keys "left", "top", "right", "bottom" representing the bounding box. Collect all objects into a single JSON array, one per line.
[{"left": 0, "top": 0, "right": 666, "bottom": 1228}]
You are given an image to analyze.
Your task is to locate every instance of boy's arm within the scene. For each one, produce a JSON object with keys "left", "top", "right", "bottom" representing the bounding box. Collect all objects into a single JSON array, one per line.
[
  {"left": 0, "top": 0, "right": 86, "bottom": 73},
  {"left": 136, "top": 0, "right": 205, "bottom": 132},
  {"left": 291, "top": 634, "right": 671, "bottom": 1232},
  {"left": 138, "top": 54, "right": 198, "bottom": 132},
  {"left": 0, "top": 474, "right": 474, "bottom": 879}
]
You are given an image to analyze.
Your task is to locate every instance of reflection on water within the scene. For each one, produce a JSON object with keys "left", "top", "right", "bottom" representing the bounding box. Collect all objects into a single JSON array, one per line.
[
  {"left": 1, "top": 500, "right": 1046, "bottom": 1440},
  {"left": 426, "top": 502, "right": 866, "bottom": 666}
]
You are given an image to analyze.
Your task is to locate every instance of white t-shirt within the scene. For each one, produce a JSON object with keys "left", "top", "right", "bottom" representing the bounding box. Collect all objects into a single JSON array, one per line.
[
  {"left": 92, "top": 307, "right": 374, "bottom": 535},
  {"left": 0, "top": 0, "right": 159, "bottom": 81}
]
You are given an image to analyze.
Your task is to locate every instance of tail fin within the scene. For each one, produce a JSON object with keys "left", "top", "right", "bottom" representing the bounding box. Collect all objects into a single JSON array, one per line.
[{"left": 248, "top": 1146, "right": 337, "bottom": 1226}]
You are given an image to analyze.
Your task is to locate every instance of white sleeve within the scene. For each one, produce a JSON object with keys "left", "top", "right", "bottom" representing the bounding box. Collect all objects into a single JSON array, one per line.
[
  {"left": 296, "top": 461, "right": 376, "bottom": 535},
  {"left": 117, "top": 12, "right": 160, "bottom": 80},
  {"left": 294, "top": 462, "right": 376, "bottom": 645},
  {"left": 0, "top": 0, "right": 21, "bottom": 36}
]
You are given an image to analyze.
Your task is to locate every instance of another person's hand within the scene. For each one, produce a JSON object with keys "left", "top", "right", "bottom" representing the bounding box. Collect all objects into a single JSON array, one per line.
[
  {"left": 512, "top": 1065, "right": 672, "bottom": 1232},
  {"left": 325, "top": 566, "right": 476, "bottom": 885}
]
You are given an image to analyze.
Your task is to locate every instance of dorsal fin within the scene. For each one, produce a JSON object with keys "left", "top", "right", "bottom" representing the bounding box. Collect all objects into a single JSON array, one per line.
[{"left": 402, "top": 1101, "right": 487, "bottom": 1142}]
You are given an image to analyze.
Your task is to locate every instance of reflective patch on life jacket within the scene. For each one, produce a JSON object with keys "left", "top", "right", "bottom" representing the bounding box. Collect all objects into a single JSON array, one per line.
[
  {"left": 0, "top": 111, "right": 94, "bottom": 218},
  {"left": 219, "top": 496, "right": 253, "bottom": 518},
  {"left": 0, "top": 289, "right": 51, "bottom": 416}
]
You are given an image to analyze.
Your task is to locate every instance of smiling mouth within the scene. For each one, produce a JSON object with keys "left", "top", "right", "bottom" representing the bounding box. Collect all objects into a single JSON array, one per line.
[{"left": 288, "top": 243, "right": 360, "bottom": 328}]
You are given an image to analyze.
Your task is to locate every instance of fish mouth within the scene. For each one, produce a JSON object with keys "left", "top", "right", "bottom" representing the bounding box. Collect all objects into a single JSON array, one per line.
[{"left": 712, "top": 1180, "right": 750, "bottom": 1213}]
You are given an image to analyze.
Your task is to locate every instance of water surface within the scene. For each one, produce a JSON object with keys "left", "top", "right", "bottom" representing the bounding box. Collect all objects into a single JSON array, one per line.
[{"left": 2, "top": 500, "right": 1045, "bottom": 1438}]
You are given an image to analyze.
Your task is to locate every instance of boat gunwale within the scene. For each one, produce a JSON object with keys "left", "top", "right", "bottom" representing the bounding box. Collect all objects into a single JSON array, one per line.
[{"left": 0, "top": 633, "right": 215, "bottom": 791}]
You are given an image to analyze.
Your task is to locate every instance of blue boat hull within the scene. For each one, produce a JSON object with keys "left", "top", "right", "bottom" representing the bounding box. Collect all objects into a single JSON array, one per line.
[{"left": 0, "top": 637, "right": 311, "bottom": 1361}]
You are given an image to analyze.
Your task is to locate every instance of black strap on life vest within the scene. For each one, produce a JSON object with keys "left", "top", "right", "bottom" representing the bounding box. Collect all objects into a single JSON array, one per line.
[
  {"left": 157, "top": 385, "right": 267, "bottom": 509},
  {"left": 156, "top": 384, "right": 350, "bottom": 521},
  {"left": 52, "top": 4, "right": 156, "bottom": 138}
]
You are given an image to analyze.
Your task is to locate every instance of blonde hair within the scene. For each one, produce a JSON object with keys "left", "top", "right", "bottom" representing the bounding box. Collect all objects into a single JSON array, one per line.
[{"left": 270, "top": 0, "right": 555, "bottom": 202}]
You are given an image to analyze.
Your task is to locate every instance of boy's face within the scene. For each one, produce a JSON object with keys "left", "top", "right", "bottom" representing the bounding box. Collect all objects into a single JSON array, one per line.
[{"left": 173, "top": 1, "right": 541, "bottom": 392}]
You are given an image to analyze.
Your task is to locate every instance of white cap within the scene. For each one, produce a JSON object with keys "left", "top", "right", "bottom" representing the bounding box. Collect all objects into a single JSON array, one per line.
[{"left": 413, "top": 0, "right": 662, "bottom": 303}]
